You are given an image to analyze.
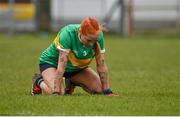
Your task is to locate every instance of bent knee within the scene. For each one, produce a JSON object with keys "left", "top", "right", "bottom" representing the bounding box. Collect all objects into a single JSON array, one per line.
[
  {"left": 90, "top": 84, "right": 103, "bottom": 94},
  {"left": 92, "top": 88, "right": 103, "bottom": 94}
]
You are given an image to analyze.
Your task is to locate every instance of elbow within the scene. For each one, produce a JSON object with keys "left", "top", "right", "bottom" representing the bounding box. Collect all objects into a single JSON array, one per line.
[{"left": 97, "top": 64, "right": 108, "bottom": 73}]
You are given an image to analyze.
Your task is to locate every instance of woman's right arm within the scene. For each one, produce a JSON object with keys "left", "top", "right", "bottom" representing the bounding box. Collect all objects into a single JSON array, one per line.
[{"left": 53, "top": 51, "right": 68, "bottom": 95}]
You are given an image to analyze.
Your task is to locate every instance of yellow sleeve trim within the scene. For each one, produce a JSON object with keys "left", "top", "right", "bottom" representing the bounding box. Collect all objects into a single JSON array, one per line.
[
  {"left": 54, "top": 34, "right": 70, "bottom": 53},
  {"left": 54, "top": 34, "right": 63, "bottom": 48}
]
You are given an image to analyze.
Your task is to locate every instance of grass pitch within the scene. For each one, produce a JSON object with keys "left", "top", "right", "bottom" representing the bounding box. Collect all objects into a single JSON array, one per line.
[{"left": 0, "top": 33, "right": 179, "bottom": 115}]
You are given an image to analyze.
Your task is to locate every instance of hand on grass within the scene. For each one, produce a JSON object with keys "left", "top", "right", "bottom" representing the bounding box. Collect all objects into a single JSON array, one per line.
[
  {"left": 103, "top": 89, "right": 119, "bottom": 96},
  {"left": 107, "top": 93, "right": 119, "bottom": 96}
]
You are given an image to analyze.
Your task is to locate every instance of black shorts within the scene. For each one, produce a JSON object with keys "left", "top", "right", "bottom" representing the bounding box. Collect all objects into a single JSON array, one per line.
[{"left": 39, "top": 63, "right": 82, "bottom": 78}]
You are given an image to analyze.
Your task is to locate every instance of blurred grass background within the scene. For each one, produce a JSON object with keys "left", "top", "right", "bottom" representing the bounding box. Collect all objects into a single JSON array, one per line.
[{"left": 0, "top": 33, "right": 179, "bottom": 115}]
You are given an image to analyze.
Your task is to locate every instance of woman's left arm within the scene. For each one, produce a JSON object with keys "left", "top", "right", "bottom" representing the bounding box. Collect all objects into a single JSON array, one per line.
[
  {"left": 96, "top": 53, "right": 109, "bottom": 91},
  {"left": 96, "top": 53, "right": 118, "bottom": 96}
]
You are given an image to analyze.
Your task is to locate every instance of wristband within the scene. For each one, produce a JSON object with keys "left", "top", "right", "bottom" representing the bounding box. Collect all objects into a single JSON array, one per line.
[
  {"left": 52, "top": 92, "right": 60, "bottom": 95},
  {"left": 103, "top": 89, "right": 113, "bottom": 95}
]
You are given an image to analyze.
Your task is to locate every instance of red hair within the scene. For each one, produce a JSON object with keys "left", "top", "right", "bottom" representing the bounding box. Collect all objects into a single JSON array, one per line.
[{"left": 80, "top": 17, "right": 106, "bottom": 36}]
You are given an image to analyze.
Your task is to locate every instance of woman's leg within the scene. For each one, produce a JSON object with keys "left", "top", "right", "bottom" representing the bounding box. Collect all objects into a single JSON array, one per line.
[
  {"left": 40, "top": 67, "right": 64, "bottom": 95},
  {"left": 69, "top": 67, "right": 103, "bottom": 94}
]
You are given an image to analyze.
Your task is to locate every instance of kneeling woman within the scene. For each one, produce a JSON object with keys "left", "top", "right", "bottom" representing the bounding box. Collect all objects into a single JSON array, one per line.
[{"left": 31, "top": 17, "right": 115, "bottom": 96}]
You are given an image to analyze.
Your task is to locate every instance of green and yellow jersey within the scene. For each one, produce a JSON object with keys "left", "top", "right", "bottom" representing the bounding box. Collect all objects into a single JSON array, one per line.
[{"left": 39, "top": 24, "right": 105, "bottom": 72}]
